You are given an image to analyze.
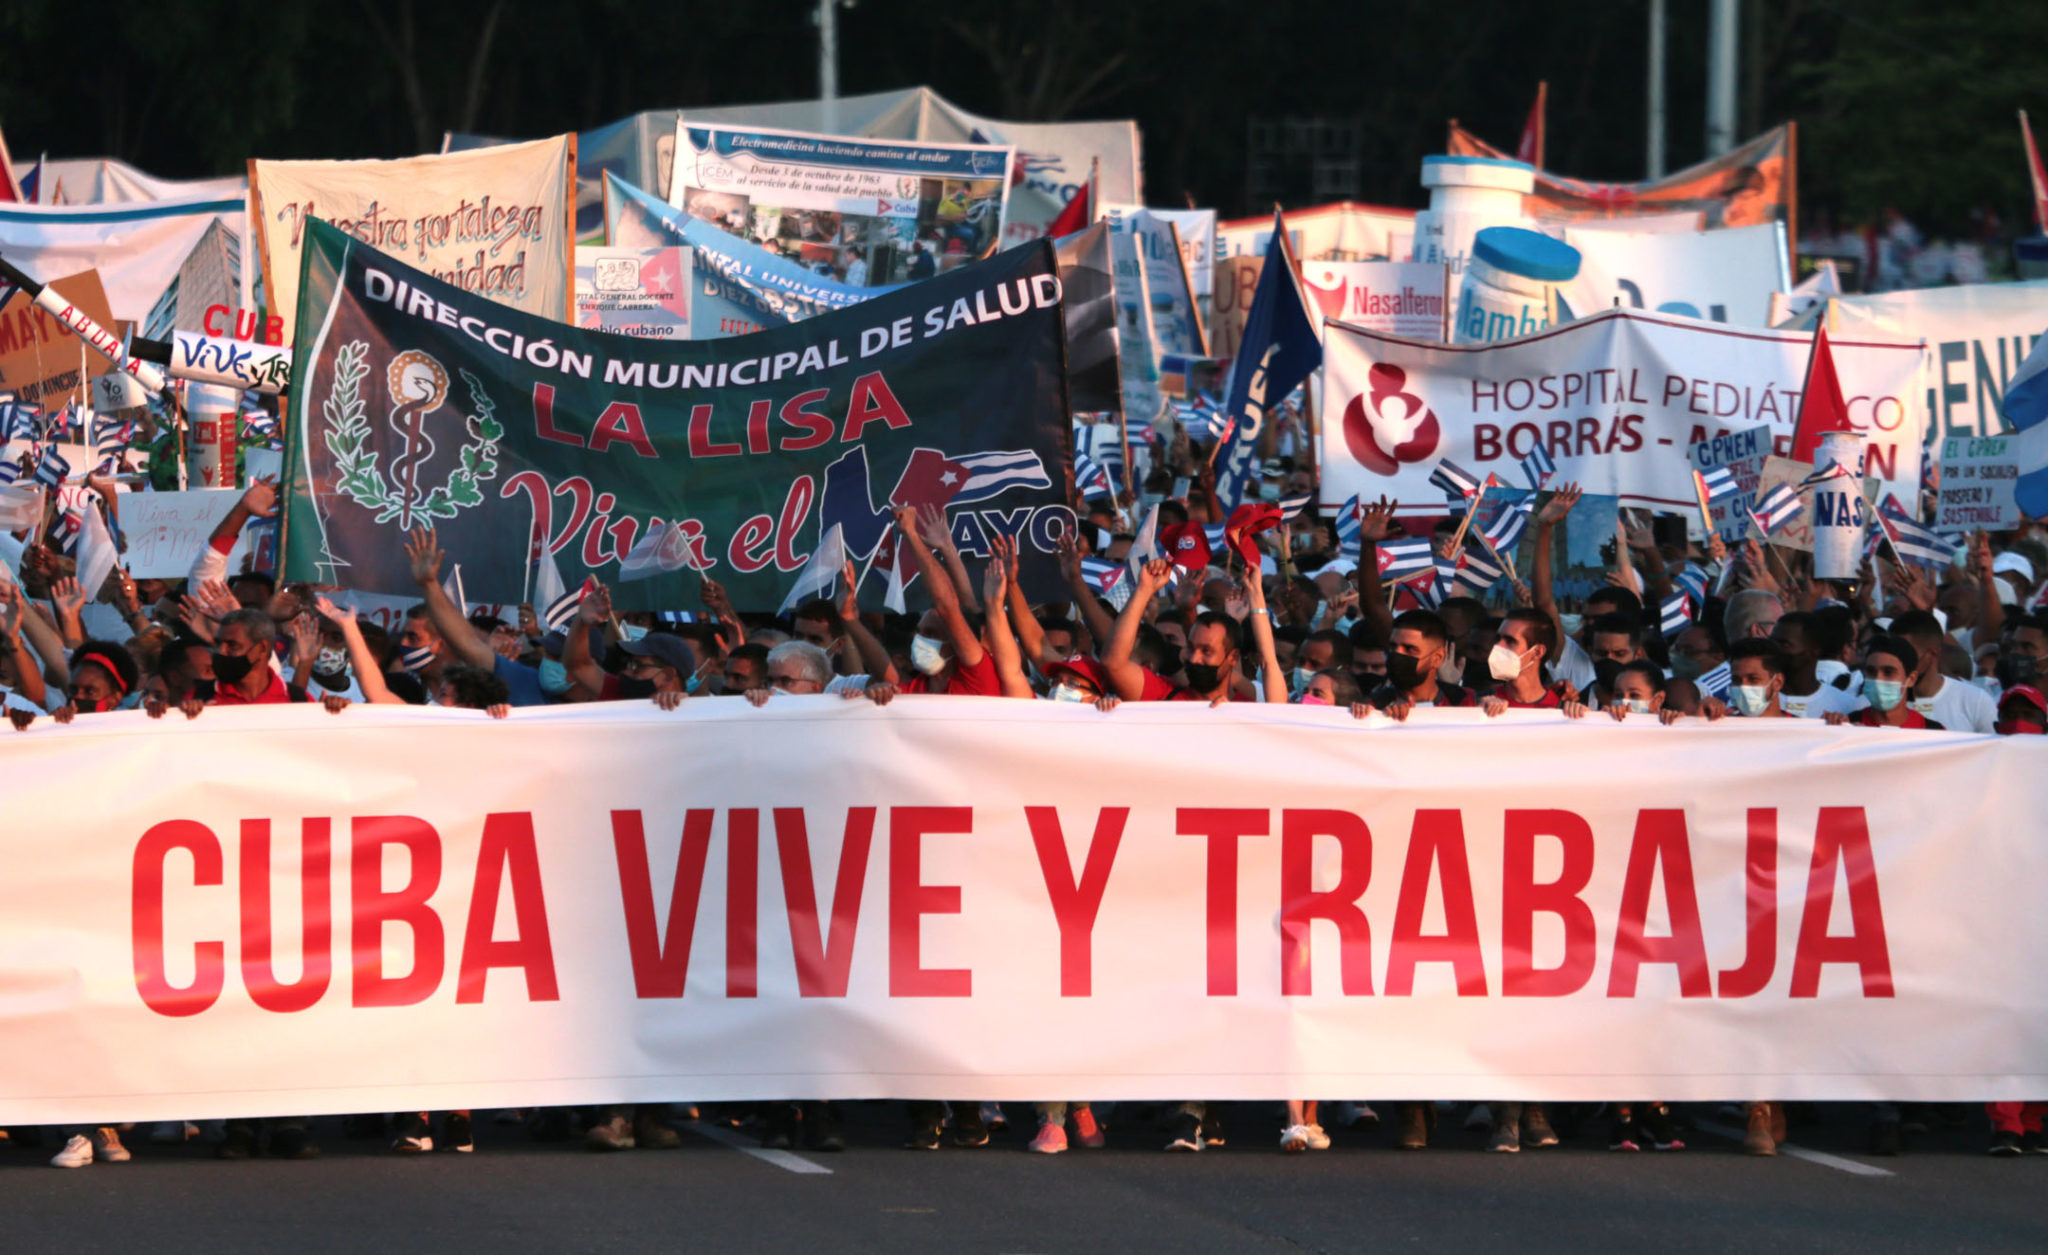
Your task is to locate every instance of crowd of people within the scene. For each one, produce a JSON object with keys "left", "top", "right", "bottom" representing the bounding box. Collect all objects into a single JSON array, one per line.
[{"left": 4, "top": 451, "right": 2046, "bottom": 1169}]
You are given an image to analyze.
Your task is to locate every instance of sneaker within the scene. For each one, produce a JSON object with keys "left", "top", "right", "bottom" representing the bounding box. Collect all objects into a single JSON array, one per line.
[
  {"left": 268, "top": 1126, "right": 320, "bottom": 1159},
  {"left": 392, "top": 1114, "right": 433, "bottom": 1154},
  {"left": 2023, "top": 1130, "right": 2048, "bottom": 1155},
  {"left": 1396, "top": 1102, "right": 1432, "bottom": 1150},
  {"left": 980, "top": 1102, "right": 1007, "bottom": 1133},
  {"left": 1638, "top": 1104, "right": 1684, "bottom": 1151},
  {"left": 586, "top": 1115, "right": 635, "bottom": 1152},
  {"left": 50, "top": 1134, "right": 93, "bottom": 1168},
  {"left": 89, "top": 1127, "right": 130, "bottom": 1163},
  {"left": 903, "top": 1127, "right": 941, "bottom": 1151},
  {"left": 1990, "top": 1129, "right": 2023, "bottom": 1157},
  {"left": 1522, "top": 1105, "right": 1559, "bottom": 1148},
  {"left": 952, "top": 1122, "right": 990, "bottom": 1149},
  {"left": 806, "top": 1126, "right": 846, "bottom": 1154},
  {"left": 1609, "top": 1131, "right": 1642, "bottom": 1152},
  {"left": 1071, "top": 1106, "right": 1106, "bottom": 1149},
  {"left": 1488, "top": 1119, "right": 1522, "bottom": 1153},
  {"left": 1464, "top": 1103, "right": 1493, "bottom": 1131},
  {"left": 1867, "top": 1120, "right": 1903, "bottom": 1157},
  {"left": 1164, "top": 1133, "right": 1203, "bottom": 1152},
  {"left": 1743, "top": 1104, "right": 1777, "bottom": 1156},
  {"left": 633, "top": 1111, "right": 682, "bottom": 1150},
  {"left": 1280, "top": 1124, "right": 1310, "bottom": 1153},
  {"left": 442, "top": 1113, "right": 474, "bottom": 1154},
  {"left": 1303, "top": 1124, "right": 1331, "bottom": 1151},
  {"left": 1028, "top": 1122, "right": 1068, "bottom": 1154},
  {"left": 1333, "top": 1102, "right": 1379, "bottom": 1130}
]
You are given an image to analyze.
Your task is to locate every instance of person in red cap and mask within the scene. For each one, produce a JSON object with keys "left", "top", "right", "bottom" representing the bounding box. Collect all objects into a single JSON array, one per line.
[{"left": 1995, "top": 684, "right": 2047, "bottom": 736}]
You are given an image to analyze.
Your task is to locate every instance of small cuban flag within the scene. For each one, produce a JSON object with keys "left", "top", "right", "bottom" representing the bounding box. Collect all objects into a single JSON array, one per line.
[
  {"left": 1074, "top": 451, "right": 1114, "bottom": 501},
  {"left": 1695, "top": 660, "right": 1733, "bottom": 701},
  {"left": 1479, "top": 498, "right": 1532, "bottom": 557},
  {"left": 1277, "top": 491, "right": 1313, "bottom": 521},
  {"left": 1876, "top": 494, "right": 1957, "bottom": 571},
  {"left": 1427, "top": 458, "right": 1483, "bottom": 501},
  {"left": 1442, "top": 545, "right": 1506, "bottom": 599},
  {"left": 33, "top": 444, "right": 70, "bottom": 490},
  {"left": 1694, "top": 465, "right": 1741, "bottom": 503},
  {"left": 1376, "top": 536, "right": 1435, "bottom": 583},
  {"left": 1519, "top": 443, "right": 1557, "bottom": 491},
  {"left": 1749, "top": 483, "right": 1804, "bottom": 536},
  {"left": 1660, "top": 590, "right": 1695, "bottom": 637},
  {"left": 1334, "top": 493, "right": 1363, "bottom": 562}
]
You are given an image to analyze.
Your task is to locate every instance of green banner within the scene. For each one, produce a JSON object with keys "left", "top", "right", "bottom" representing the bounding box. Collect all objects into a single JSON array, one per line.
[{"left": 282, "top": 216, "right": 1073, "bottom": 610}]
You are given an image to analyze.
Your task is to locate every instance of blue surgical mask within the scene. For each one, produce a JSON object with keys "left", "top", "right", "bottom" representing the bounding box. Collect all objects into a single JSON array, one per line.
[
  {"left": 910, "top": 634, "right": 947, "bottom": 676},
  {"left": 398, "top": 645, "right": 436, "bottom": 673},
  {"left": 538, "top": 658, "right": 572, "bottom": 695},
  {"left": 1289, "top": 666, "right": 1315, "bottom": 697},
  {"left": 1049, "top": 684, "right": 1094, "bottom": 703},
  {"left": 685, "top": 670, "right": 704, "bottom": 695},
  {"left": 1863, "top": 677, "right": 1904, "bottom": 711},
  {"left": 1730, "top": 684, "right": 1772, "bottom": 717},
  {"left": 1622, "top": 699, "right": 1654, "bottom": 715}
]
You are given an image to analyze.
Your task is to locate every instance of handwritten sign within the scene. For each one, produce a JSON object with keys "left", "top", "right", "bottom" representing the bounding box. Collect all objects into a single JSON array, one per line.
[
  {"left": 118, "top": 490, "right": 253, "bottom": 579},
  {"left": 1687, "top": 423, "right": 1773, "bottom": 541},
  {"left": 1936, "top": 434, "right": 2021, "bottom": 532}
]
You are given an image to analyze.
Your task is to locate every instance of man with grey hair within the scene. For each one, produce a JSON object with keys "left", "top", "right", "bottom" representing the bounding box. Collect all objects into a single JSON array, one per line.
[{"left": 1723, "top": 588, "right": 1784, "bottom": 645}]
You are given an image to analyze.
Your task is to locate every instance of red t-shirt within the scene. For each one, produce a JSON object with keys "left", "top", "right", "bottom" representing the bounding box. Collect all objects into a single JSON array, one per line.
[
  {"left": 900, "top": 651, "right": 999, "bottom": 695},
  {"left": 1854, "top": 707, "right": 1941, "bottom": 730},
  {"left": 210, "top": 671, "right": 304, "bottom": 706},
  {"left": 1493, "top": 682, "right": 1564, "bottom": 709}
]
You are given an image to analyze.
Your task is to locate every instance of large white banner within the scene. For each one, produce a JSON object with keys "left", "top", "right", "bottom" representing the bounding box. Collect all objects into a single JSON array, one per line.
[
  {"left": 0, "top": 194, "right": 250, "bottom": 323},
  {"left": 1819, "top": 281, "right": 2048, "bottom": 441},
  {"left": 0, "top": 699, "right": 2042, "bottom": 1124},
  {"left": 1321, "top": 308, "right": 1928, "bottom": 516},
  {"left": 251, "top": 135, "right": 574, "bottom": 344},
  {"left": 1562, "top": 221, "right": 1790, "bottom": 329}
]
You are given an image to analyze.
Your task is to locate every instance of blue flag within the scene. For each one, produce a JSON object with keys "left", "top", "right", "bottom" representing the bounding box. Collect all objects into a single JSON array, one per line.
[{"left": 1213, "top": 213, "right": 1322, "bottom": 511}]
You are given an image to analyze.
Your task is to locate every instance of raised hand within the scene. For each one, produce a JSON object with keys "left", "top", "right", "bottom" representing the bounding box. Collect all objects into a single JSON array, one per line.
[
  {"left": 1357, "top": 495, "right": 1398, "bottom": 543},
  {"left": 839, "top": 559, "right": 861, "bottom": 619},
  {"left": 1536, "top": 483, "right": 1582, "bottom": 526},
  {"left": 1056, "top": 528, "right": 1085, "bottom": 586},
  {"left": 1136, "top": 557, "right": 1175, "bottom": 595},
  {"left": 700, "top": 575, "right": 732, "bottom": 615},
  {"left": 241, "top": 475, "right": 280, "bottom": 519},
  {"left": 49, "top": 575, "right": 86, "bottom": 619},
  {"left": 404, "top": 527, "right": 445, "bottom": 586},
  {"left": 312, "top": 594, "right": 358, "bottom": 629}
]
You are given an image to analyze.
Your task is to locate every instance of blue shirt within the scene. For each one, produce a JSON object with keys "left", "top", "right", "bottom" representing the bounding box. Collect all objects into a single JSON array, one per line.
[{"left": 494, "top": 654, "right": 548, "bottom": 707}]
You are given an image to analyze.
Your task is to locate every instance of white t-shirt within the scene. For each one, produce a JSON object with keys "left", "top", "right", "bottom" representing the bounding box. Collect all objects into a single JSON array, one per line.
[
  {"left": 1779, "top": 680, "right": 1866, "bottom": 719},
  {"left": 1908, "top": 676, "right": 1995, "bottom": 733}
]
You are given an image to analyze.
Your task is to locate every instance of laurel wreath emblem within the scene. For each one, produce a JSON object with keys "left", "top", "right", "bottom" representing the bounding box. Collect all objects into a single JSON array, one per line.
[{"left": 322, "top": 339, "right": 504, "bottom": 524}]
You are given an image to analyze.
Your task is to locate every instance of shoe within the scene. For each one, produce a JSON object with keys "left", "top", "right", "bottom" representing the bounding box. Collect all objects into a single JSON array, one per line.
[
  {"left": 1488, "top": 1119, "right": 1521, "bottom": 1153},
  {"left": 981, "top": 1102, "right": 1007, "bottom": 1133},
  {"left": 1609, "top": 1130, "right": 1642, "bottom": 1151},
  {"left": 1868, "top": 1120, "right": 1903, "bottom": 1157},
  {"left": 392, "top": 1114, "right": 433, "bottom": 1154},
  {"left": 89, "top": 1127, "right": 130, "bottom": 1163},
  {"left": 1029, "top": 1122, "right": 1069, "bottom": 1154},
  {"left": 442, "top": 1113, "right": 474, "bottom": 1154},
  {"left": 952, "top": 1121, "right": 990, "bottom": 1148},
  {"left": 50, "top": 1134, "right": 93, "bottom": 1168},
  {"left": 1303, "top": 1124, "right": 1331, "bottom": 1151},
  {"left": 634, "top": 1111, "right": 682, "bottom": 1150},
  {"left": 586, "top": 1115, "right": 635, "bottom": 1152},
  {"left": 149, "top": 1120, "right": 199, "bottom": 1144},
  {"left": 1334, "top": 1102, "right": 1379, "bottom": 1130},
  {"left": 1743, "top": 1103, "right": 1777, "bottom": 1156},
  {"left": 2023, "top": 1130, "right": 2048, "bottom": 1155},
  {"left": 215, "top": 1126, "right": 257, "bottom": 1160},
  {"left": 269, "top": 1126, "right": 320, "bottom": 1159},
  {"left": 760, "top": 1118, "right": 795, "bottom": 1150},
  {"left": 1165, "top": 1133, "right": 1203, "bottom": 1152},
  {"left": 903, "top": 1127, "right": 941, "bottom": 1151},
  {"left": 1522, "top": 1105, "right": 1559, "bottom": 1148},
  {"left": 492, "top": 1109, "right": 527, "bottom": 1125},
  {"left": 1464, "top": 1103, "right": 1493, "bottom": 1131},
  {"left": 1638, "top": 1104, "right": 1684, "bottom": 1151},
  {"left": 1397, "top": 1102, "right": 1432, "bottom": 1150},
  {"left": 1280, "top": 1124, "right": 1310, "bottom": 1153},
  {"left": 1990, "top": 1129, "right": 2023, "bottom": 1157},
  {"left": 1071, "top": 1106, "right": 1106, "bottom": 1149}
]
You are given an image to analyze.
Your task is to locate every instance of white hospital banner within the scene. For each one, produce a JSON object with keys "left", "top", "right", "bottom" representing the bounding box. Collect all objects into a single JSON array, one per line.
[
  {"left": 1562, "top": 221, "right": 1789, "bottom": 328},
  {"left": 0, "top": 700, "right": 2043, "bottom": 1125},
  {"left": 1822, "top": 281, "right": 2048, "bottom": 441},
  {"left": 1300, "top": 261, "right": 1449, "bottom": 341},
  {"left": 252, "top": 135, "right": 574, "bottom": 344},
  {"left": 0, "top": 194, "right": 250, "bottom": 324},
  {"left": 1320, "top": 308, "right": 1927, "bottom": 517},
  {"left": 669, "top": 120, "right": 1011, "bottom": 289}
]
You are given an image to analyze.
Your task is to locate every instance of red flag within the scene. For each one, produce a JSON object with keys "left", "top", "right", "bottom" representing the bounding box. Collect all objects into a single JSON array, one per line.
[
  {"left": 1046, "top": 157, "right": 1097, "bottom": 238},
  {"left": 0, "top": 125, "right": 21, "bottom": 203},
  {"left": 1159, "top": 521, "right": 1212, "bottom": 570},
  {"left": 1790, "top": 325, "right": 1852, "bottom": 463},
  {"left": 1515, "top": 82, "right": 1547, "bottom": 169},
  {"left": 2022, "top": 110, "right": 2048, "bottom": 236},
  {"left": 1222, "top": 502, "right": 1281, "bottom": 567}
]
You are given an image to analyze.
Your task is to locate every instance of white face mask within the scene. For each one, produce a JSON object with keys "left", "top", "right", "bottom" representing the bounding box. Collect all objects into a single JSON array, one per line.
[
  {"left": 1487, "top": 642, "right": 1525, "bottom": 681},
  {"left": 1730, "top": 684, "right": 1772, "bottom": 716},
  {"left": 910, "top": 634, "right": 948, "bottom": 675},
  {"left": 314, "top": 647, "right": 349, "bottom": 675}
]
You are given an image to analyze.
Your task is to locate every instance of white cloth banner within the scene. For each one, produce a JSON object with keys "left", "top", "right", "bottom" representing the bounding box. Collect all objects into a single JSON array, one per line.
[
  {"left": 1818, "top": 281, "right": 2048, "bottom": 442},
  {"left": 33, "top": 156, "right": 247, "bottom": 206},
  {"left": 0, "top": 699, "right": 2043, "bottom": 1125},
  {"left": 252, "top": 136, "right": 573, "bottom": 344},
  {"left": 1561, "top": 221, "right": 1790, "bottom": 329},
  {"left": 0, "top": 195, "right": 250, "bottom": 323},
  {"left": 1320, "top": 308, "right": 1928, "bottom": 516}
]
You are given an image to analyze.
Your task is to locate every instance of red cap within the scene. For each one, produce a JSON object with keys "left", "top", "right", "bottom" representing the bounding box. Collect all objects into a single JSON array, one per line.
[
  {"left": 2000, "top": 684, "right": 2047, "bottom": 713},
  {"left": 1223, "top": 502, "right": 1282, "bottom": 566},
  {"left": 1043, "top": 654, "right": 1110, "bottom": 691},
  {"left": 1160, "top": 521, "right": 1211, "bottom": 570}
]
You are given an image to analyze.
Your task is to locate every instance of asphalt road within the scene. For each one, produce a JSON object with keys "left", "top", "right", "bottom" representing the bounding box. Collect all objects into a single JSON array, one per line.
[{"left": 6, "top": 1103, "right": 2044, "bottom": 1253}]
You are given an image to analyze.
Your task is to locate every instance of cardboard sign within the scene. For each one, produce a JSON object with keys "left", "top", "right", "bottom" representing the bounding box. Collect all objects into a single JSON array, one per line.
[
  {"left": 1686, "top": 423, "right": 1773, "bottom": 541},
  {"left": 1936, "top": 434, "right": 2022, "bottom": 532},
  {"left": 0, "top": 270, "right": 115, "bottom": 409},
  {"left": 118, "top": 489, "right": 254, "bottom": 579}
]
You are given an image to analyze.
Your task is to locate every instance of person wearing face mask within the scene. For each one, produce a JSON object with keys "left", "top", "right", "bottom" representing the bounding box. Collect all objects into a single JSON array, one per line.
[
  {"left": 1296, "top": 668, "right": 1361, "bottom": 708},
  {"left": 404, "top": 528, "right": 551, "bottom": 707},
  {"left": 1355, "top": 609, "right": 1474, "bottom": 726},
  {"left": 1995, "top": 684, "right": 2048, "bottom": 736},
  {"left": 1039, "top": 655, "right": 1122, "bottom": 712},
  {"left": 1583, "top": 612, "right": 1647, "bottom": 710},
  {"left": 1567, "top": 660, "right": 1686, "bottom": 725},
  {"left": 888, "top": 507, "right": 1002, "bottom": 696},
  {"left": 1725, "top": 639, "right": 1793, "bottom": 719},
  {"left": 1104, "top": 559, "right": 1284, "bottom": 706},
  {"left": 1824, "top": 637, "right": 1941, "bottom": 730},
  {"left": 1890, "top": 610, "right": 1995, "bottom": 733},
  {"left": 1292, "top": 630, "right": 1351, "bottom": 700},
  {"left": 1767, "top": 612, "right": 1867, "bottom": 720},
  {"left": 145, "top": 609, "right": 303, "bottom": 718},
  {"left": 1480, "top": 609, "right": 1569, "bottom": 717},
  {"left": 1667, "top": 624, "right": 1724, "bottom": 685}
]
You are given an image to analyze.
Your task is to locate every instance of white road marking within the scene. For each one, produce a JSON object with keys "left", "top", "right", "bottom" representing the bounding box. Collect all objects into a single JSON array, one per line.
[
  {"left": 682, "top": 1119, "right": 833, "bottom": 1174},
  {"left": 1692, "top": 1118, "right": 1895, "bottom": 1177}
]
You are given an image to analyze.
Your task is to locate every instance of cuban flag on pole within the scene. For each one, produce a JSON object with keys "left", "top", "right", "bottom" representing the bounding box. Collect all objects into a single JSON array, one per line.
[
  {"left": 1694, "top": 465, "right": 1741, "bottom": 503},
  {"left": 1695, "top": 660, "right": 1733, "bottom": 701},
  {"left": 947, "top": 449, "right": 1052, "bottom": 505},
  {"left": 535, "top": 553, "right": 587, "bottom": 632},
  {"left": 1876, "top": 494, "right": 1957, "bottom": 570},
  {"left": 1376, "top": 536, "right": 1435, "bottom": 583},
  {"left": 1519, "top": 443, "right": 1557, "bottom": 491},
  {"left": 1660, "top": 590, "right": 1694, "bottom": 637},
  {"left": 1277, "top": 491, "right": 1312, "bottom": 521},
  {"left": 1334, "top": 493, "right": 1363, "bottom": 561},
  {"left": 1213, "top": 211, "right": 1322, "bottom": 511},
  {"left": 2000, "top": 329, "right": 2048, "bottom": 519},
  {"left": 33, "top": 444, "right": 69, "bottom": 489},
  {"left": 1749, "top": 483, "right": 1804, "bottom": 536},
  {"left": 1074, "top": 450, "right": 1114, "bottom": 501},
  {"left": 1479, "top": 497, "right": 1532, "bottom": 556},
  {"left": 1428, "top": 458, "right": 1483, "bottom": 501}
]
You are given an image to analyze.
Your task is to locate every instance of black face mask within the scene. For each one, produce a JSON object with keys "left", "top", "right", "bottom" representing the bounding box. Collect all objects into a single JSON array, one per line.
[
  {"left": 1998, "top": 654, "right": 2039, "bottom": 689},
  {"left": 1384, "top": 652, "right": 1428, "bottom": 691},
  {"left": 211, "top": 652, "right": 255, "bottom": 685},
  {"left": 614, "top": 674, "right": 658, "bottom": 700},
  {"left": 1182, "top": 662, "right": 1224, "bottom": 694},
  {"left": 1593, "top": 658, "right": 1626, "bottom": 692}
]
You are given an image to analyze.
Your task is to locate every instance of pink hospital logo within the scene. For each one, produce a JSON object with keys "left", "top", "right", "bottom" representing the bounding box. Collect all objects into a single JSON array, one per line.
[{"left": 1342, "top": 363, "right": 1441, "bottom": 477}]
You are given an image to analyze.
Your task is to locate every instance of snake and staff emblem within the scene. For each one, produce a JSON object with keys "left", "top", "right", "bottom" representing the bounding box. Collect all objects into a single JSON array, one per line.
[{"left": 322, "top": 340, "right": 506, "bottom": 527}]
